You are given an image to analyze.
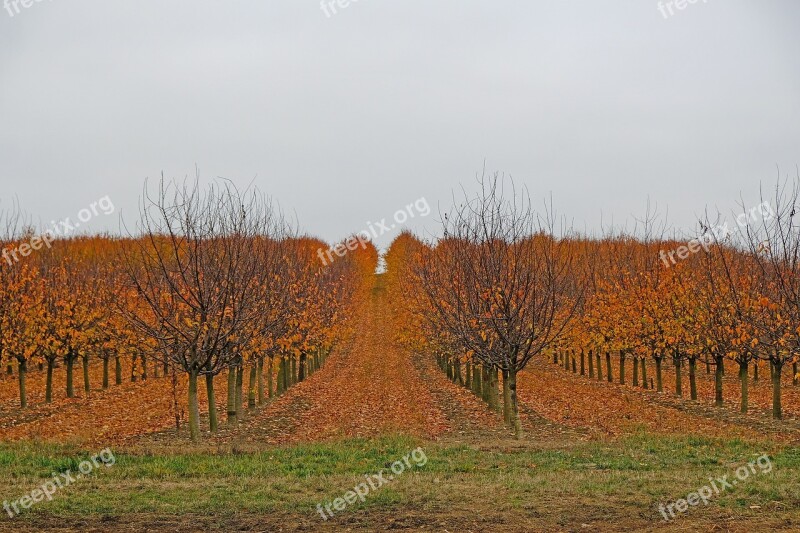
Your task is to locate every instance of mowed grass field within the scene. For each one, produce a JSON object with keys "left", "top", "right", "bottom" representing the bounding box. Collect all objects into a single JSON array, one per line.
[{"left": 1, "top": 432, "right": 799, "bottom": 532}]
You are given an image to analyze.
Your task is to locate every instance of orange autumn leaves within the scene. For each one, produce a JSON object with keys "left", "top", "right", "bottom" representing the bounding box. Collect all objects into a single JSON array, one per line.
[
  {"left": 0, "top": 180, "right": 378, "bottom": 447},
  {"left": 385, "top": 202, "right": 798, "bottom": 428}
]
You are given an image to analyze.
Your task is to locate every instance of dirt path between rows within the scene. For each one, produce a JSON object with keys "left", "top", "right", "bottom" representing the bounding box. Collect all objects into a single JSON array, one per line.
[{"left": 182, "top": 278, "right": 452, "bottom": 447}]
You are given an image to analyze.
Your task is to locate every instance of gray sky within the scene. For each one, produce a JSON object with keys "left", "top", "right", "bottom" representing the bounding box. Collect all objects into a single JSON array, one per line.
[{"left": 1, "top": 0, "right": 798, "bottom": 248}]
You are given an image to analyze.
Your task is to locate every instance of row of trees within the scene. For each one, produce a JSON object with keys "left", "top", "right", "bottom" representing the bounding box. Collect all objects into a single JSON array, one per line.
[
  {"left": 386, "top": 174, "right": 800, "bottom": 439},
  {"left": 385, "top": 179, "right": 580, "bottom": 438},
  {"left": 0, "top": 180, "right": 377, "bottom": 440},
  {"left": 563, "top": 190, "right": 799, "bottom": 419}
]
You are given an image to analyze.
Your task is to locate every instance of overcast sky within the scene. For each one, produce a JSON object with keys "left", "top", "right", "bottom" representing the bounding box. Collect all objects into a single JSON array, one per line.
[{"left": 1, "top": 0, "right": 798, "bottom": 248}]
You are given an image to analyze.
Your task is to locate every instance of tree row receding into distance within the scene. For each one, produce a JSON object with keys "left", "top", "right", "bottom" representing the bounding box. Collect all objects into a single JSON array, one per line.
[
  {"left": 386, "top": 174, "right": 800, "bottom": 438},
  {"left": 0, "top": 179, "right": 377, "bottom": 440}
]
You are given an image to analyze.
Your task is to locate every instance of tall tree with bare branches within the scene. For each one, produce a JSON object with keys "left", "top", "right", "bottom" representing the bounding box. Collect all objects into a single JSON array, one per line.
[{"left": 416, "top": 174, "right": 582, "bottom": 437}]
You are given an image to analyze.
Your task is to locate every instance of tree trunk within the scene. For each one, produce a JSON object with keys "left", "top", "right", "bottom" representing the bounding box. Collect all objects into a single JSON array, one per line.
[
  {"left": 753, "top": 362, "right": 759, "bottom": 383},
  {"left": 141, "top": 353, "right": 147, "bottom": 380},
  {"left": 689, "top": 357, "right": 698, "bottom": 400},
  {"left": 674, "top": 356, "right": 682, "bottom": 397},
  {"left": 188, "top": 369, "right": 200, "bottom": 441},
  {"left": 472, "top": 361, "right": 482, "bottom": 395},
  {"left": 596, "top": 351, "right": 603, "bottom": 380},
  {"left": 489, "top": 366, "right": 500, "bottom": 412},
  {"left": 46, "top": 359, "right": 54, "bottom": 403},
  {"left": 227, "top": 367, "right": 237, "bottom": 424},
  {"left": 66, "top": 356, "right": 75, "bottom": 398},
  {"left": 298, "top": 352, "right": 307, "bottom": 382},
  {"left": 248, "top": 363, "right": 257, "bottom": 408},
  {"left": 619, "top": 351, "right": 626, "bottom": 385},
  {"left": 18, "top": 359, "right": 27, "bottom": 408},
  {"left": 82, "top": 355, "right": 90, "bottom": 394},
  {"left": 641, "top": 358, "right": 648, "bottom": 389},
  {"left": 632, "top": 356, "right": 639, "bottom": 387},
  {"left": 291, "top": 356, "right": 297, "bottom": 386},
  {"left": 102, "top": 358, "right": 109, "bottom": 390},
  {"left": 605, "top": 352, "right": 612, "bottom": 383},
  {"left": 772, "top": 359, "right": 783, "bottom": 419},
  {"left": 580, "top": 350, "right": 586, "bottom": 376},
  {"left": 206, "top": 372, "right": 218, "bottom": 433},
  {"left": 465, "top": 362, "right": 472, "bottom": 389},
  {"left": 257, "top": 357, "right": 265, "bottom": 405},
  {"left": 714, "top": 356, "right": 724, "bottom": 407},
  {"left": 171, "top": 370, "right": 180, "bottom": 432},
  {"left": 277, "top": 357, "right": 285, "bottom": 395},
  {"left": 655, "top": 356, "right": 663, "bottom": 392},
  {"left": 485, "top": 365, "right": 500, "bottom": 412},
  {"left": 739, "top": 360, "right": 748, "bottom": 414},
  {"left": 502, "top": 369, "right": 512, "bottom": 425},
  {"left": 235, "top": 364, "right": 244, "bottom": 416},
  {"left": 481, "top": 364, "right": 490, "bottom": 403},
  {"left": 588, "top": 349, "right": 594, "bottom": 378},
  {"left": 508, "top": 368, "right": 523, "bottom": 439},
  {"left": 115, "top": 355, "right": 122, "bottom": 385},
  {"left": 268, "top": 357, "right": 274, "bottom": 399}
]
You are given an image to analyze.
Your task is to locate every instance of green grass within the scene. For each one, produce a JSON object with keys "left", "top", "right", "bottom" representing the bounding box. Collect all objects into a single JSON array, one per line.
[{"left": 0, "top": 433, "right": 798, "bottom": 527}]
